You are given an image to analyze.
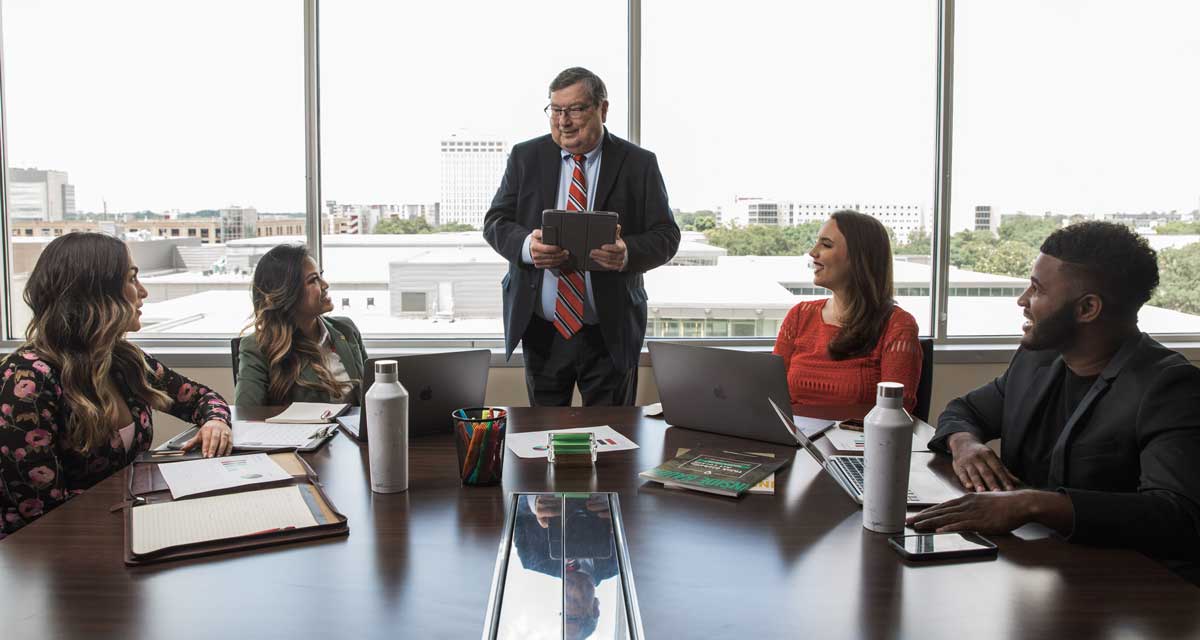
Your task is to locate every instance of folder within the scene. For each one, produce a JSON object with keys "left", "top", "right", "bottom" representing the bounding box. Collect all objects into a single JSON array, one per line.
[
  {"left": 120, "top": 451, "right": 348, "bottom": 566},
  {"left": 541, "top": 209, "right": 619, "bottom": 272}
]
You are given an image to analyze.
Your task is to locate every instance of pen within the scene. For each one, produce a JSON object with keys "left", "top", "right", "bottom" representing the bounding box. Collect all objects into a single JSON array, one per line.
[{"left": 151, "top": 450, "right": 187, "bottom": 457}]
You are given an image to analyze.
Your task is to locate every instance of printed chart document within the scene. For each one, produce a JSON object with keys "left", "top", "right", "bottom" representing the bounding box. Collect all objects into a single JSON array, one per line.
[
  {"left": 156, "top": 453, "right": 292, "bottom": 499},
  {"left": 265, "top": 402, "right": 348, "bottom": 424},
  {"left": 130, "top": 485, "right": 319, "bottom": 556},
  {"left": 233, "top": 421, "right": 327, "bottom": 449},
  {"left": 506, "top": 426, "right": 639, "bottom": 459},
  {"left": 824, "top": 426, "right": 926, "bottom": 453}
]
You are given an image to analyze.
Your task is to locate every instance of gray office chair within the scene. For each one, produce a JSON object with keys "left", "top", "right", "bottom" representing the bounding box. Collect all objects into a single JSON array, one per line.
[
  {"left": 913, "top": 338, "right": 934, "bottom": 423},
  {"left": 230, "top": 337, "right": 242, "bottom": 386}
]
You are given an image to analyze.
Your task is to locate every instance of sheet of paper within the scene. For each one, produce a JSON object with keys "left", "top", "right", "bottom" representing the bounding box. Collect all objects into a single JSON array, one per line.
[
  {"left": 641, "top": 402, "right": 664, "bottom": 417},
  {"left": 130, "top": 485, "right": 319, "bottom": 556},
  {"left": 265, "top": 402, "right": 347, "bottom": 424},
  {"left": 823, "top": 426, "right": 926, "bottom": 452},
  {"left": 156, "top": 453, "right": 292, "bottom": 499},
  {"left": 505, "top": 425, "right": 639, "bottom": 459},
  {"left": 233, "top": 421, "right": 325, "bottom": 448}
]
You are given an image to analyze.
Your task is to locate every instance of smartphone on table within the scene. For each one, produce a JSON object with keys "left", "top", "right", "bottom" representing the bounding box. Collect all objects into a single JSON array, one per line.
[{"left": 889, "top": 532, "right": 998, "bottom": 561}]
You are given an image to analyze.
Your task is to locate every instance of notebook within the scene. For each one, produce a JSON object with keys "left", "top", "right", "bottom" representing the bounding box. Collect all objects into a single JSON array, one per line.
[{"left": 122, "top": 451, "right": 348, "bottom": 565}]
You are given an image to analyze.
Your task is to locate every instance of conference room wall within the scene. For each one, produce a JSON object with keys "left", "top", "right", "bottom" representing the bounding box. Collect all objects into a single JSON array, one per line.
[{"left": 147, "top": 361, "right": 1010, "bottom": 447}]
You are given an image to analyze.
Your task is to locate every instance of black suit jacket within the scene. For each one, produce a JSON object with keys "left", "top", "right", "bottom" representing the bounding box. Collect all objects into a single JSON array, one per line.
[
  {"left": 931, "top": 334, "right": 1200, "bottom": 580},
  {"left": 483, "top": 130, "right": 680, "bottom": 371}
]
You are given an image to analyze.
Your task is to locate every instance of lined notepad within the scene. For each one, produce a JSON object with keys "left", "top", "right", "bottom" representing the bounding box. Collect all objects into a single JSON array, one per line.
[{"left": 131, "top": 485, "right": 320, "bottom": 555}]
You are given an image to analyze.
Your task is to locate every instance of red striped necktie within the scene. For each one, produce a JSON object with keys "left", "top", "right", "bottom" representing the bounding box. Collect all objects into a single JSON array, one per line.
[{"left": 553, "top": 153, "right": 589, "bottom": 339}]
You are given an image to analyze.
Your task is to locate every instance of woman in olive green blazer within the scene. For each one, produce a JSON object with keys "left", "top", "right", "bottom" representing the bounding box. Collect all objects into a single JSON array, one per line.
[{"left": 235, "top": 245, "right": 367, "bottom": 406}]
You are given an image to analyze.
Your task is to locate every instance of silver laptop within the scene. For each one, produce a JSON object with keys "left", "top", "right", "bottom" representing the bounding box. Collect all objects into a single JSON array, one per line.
[
  {"left": 768, "top": 398, "right": 961, "bottom": 507},
  {"left": 649, "top": 342, "right": 811, "bottom": 446},
  {"left": 338, "top": 350, "right": 490, "bottom": 442}
]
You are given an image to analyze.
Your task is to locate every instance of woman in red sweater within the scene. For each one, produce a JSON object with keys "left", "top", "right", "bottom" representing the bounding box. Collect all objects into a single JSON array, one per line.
[{"left": 774, "top": 210, "right": 923, "bottom": 412}]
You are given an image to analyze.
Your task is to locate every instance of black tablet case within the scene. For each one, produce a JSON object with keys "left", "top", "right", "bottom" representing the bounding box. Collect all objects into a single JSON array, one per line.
[{"left": 541, "top": 210, "right": 619, "bottom": 272}]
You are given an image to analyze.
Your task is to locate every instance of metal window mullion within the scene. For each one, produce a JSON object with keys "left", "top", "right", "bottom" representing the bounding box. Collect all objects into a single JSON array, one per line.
[
  {"left": 0, "top": 2, "right": 12, "bottom": 341},
  {"left": 931, "top": 0, "right": 955, "bottom": 341},
  {"left": 627, "top": 0, "right": 641, "bottom": 145},
  {"left": 304, "top": 0, "right": 323, "bottom": 266}
]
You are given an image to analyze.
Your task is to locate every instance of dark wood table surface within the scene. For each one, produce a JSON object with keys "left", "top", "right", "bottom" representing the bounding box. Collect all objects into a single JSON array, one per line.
[{"left": 2, "top": 406, "right": 1197, "bottom": 640}]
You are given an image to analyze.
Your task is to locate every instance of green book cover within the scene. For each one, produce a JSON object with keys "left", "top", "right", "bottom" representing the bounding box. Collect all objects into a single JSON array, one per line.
[{"left": 639, "top": 449, "right": 790, "bottom": 497}]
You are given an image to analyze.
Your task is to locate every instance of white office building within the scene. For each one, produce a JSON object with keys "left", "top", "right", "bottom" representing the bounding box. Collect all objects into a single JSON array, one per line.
[
  {"left": 722, "top": 197, "right": 928, "bottom": 243},
  {"left": 7, "top": 168, "right": 75, "bottom": 221},
  {"left": 439, "top": 134, "right": 507, "bottom": 228},
  {"left": 974, "top": 205, "right": 998, "bottom": 235}
]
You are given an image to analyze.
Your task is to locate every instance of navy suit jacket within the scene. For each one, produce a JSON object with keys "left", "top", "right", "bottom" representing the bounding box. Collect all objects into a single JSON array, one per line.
[
  {"left": 931, "top": 333, "right": 1200, "bottom": 582},
  {"left": 482, "top": 130, "right": 680, "bottom": 371}
]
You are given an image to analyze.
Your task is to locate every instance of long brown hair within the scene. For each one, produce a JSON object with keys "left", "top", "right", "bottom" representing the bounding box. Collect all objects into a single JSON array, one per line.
[
  {"left": 826, "top": 210, "right": 896, "bottom": 360},
  {"left": 23, "top": 233, "right": 171, "bottom": 451},
  {"left": 248, "top": 244, "right": 348, "bottom": 404}
]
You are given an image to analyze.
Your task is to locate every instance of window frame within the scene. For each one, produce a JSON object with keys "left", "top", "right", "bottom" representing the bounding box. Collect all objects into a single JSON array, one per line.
[{"left": 0, "top": 0, "right": 1196, "bottom": 365}]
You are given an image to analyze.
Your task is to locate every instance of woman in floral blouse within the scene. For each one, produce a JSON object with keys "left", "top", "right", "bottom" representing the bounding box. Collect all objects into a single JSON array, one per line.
[{"left": 0, "top": 233, "right": 232, "bottom": 539}]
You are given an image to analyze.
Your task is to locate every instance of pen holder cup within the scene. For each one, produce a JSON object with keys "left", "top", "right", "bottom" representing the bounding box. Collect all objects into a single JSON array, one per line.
[
  {"left": 546, "top": 432, "right": 597, "bottom": 468},
  {"left": 452, "top": 408, "right": 507, "bottom": 486}
]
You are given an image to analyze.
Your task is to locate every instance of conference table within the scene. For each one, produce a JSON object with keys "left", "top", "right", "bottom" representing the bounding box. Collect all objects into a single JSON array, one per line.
[{"left": 2, "top": 406, "right": 1198, "bottom": 639}]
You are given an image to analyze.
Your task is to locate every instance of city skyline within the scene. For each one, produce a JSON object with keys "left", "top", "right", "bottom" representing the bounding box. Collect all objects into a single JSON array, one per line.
[{"left": 1, "top": 1, "right": 1196, "bottom": 231}]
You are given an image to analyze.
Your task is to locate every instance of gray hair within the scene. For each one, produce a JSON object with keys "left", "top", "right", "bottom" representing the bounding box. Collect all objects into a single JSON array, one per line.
[{"left": 549, "top": 67, "right": 607, "bottom": 105}]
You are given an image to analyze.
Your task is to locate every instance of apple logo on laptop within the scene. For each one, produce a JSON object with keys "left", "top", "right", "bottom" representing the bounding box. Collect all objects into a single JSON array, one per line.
[
  {"left": 712, "top": 385, "right": 726, "bottom": 400},
  {"left": 419, "top": 386, "right": 433, "bottom": 401}
]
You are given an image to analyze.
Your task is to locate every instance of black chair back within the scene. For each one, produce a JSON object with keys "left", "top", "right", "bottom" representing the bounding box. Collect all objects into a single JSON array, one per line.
[
  {"left": 230, "top": 337, "right": 242, "bottom": 386},
  {"left": 913, "top": 337, "right": 934, "bottom": 422}
]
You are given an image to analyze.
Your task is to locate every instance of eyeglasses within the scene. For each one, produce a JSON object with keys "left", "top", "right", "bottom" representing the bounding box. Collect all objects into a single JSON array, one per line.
[{"left": 544, "top": 103, "right": 595, "bottom": 120}]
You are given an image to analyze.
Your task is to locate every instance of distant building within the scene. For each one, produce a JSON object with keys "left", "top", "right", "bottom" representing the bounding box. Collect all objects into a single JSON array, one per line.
[
  {"left": 722, "top": 197, "right": 927, "bottom": 243},
  {"left": 220, "top": 206, "right": 258, "bottom": 242},
  {"left": 439, "top": 134, "right": 506, "bottom": 228},
  {"left": 8, "top": 168, "right": 75, "bottom": 221},
  {"left": 258, "top": 216, "right": 306, "bottom": 238},
  {"left": 974, "top": 205, "right": 998, "bottom": 235}
]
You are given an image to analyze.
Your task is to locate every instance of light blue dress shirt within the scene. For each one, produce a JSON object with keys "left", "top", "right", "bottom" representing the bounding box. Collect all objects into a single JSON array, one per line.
[{"left": 521, "top": 140, "right": 603, "bottom": 324}]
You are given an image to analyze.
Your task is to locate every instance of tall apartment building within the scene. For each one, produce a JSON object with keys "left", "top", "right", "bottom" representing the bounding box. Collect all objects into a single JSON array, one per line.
[
  {"left": 220, "top": 206, "right": 258, "bottom": 242},
  {"left": 439, "top": 134, "right": 506, "bottom": 228},
  {"left": 8, "top": 168, "right": 75, "bottom": 221},
  {"left": 722, "top": 197, "right": 928, "bottom": 243},
  {"left": 974, "top": 205, "right": 998, "bottom": 235}
]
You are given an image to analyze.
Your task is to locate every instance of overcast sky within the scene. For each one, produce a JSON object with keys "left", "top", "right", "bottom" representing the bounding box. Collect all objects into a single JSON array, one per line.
[{"left": 3, "top": 0, "right": 1197, "bottom": 230}]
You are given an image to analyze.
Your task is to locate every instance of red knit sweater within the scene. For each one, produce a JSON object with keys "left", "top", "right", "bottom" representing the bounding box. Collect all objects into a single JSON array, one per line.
[{"left": 773, "top": 299, "right": 923, "bottom": 412}]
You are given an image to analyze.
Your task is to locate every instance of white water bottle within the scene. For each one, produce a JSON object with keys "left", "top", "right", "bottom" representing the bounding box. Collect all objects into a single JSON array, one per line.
[
  {"left": 862, "top": 382, "right": 913, "bottom": 533},
  {"left": 366, "top": 360, "right": 409, "bottom": 493}
]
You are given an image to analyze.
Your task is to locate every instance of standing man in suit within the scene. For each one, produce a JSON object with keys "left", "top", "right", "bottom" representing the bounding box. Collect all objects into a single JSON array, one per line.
[
  {"left": 908, "top": 222, "right": 1200, "bottom": 584},
  {"left": 484, "top": 67, "right": 679, "bottom": 406}
]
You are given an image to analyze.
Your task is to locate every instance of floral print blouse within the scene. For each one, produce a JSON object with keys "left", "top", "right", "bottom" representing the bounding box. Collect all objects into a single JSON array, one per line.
[{"left": 0, "top": 348, "right": 230, "bottom": 538}]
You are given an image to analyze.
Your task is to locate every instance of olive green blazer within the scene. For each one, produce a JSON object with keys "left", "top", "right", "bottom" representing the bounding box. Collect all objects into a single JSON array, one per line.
[{"left": 234, "top": 316, "right": 368, "bottom": 407}]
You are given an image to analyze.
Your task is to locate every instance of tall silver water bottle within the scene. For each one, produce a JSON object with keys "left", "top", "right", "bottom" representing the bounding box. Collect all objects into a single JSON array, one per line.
[
  {"left": 862, "top": 382, "right": 913, "bottom": 533},
  {"left": 366, "top": 360, "right": 409, "bottom": 493}
]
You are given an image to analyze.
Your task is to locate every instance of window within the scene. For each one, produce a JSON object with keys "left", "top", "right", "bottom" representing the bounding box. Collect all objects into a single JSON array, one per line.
[
  {"left": 399, "top": 292, "right": 427, "bottom": 314},
  {"left": 2, "top": 0, "right": 303, "bottom": 338},
  {"left": 948, "top": 0, "right": 1200, "bottom": 336},
  {"left": 318, "top": 1, "right": 626, "bottom": 337},
  {"left": 642, "top": 0, "right": 937, "bottom": 338}
]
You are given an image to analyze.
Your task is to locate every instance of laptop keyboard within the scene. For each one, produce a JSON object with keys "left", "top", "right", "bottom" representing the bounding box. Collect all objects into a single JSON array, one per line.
[{"left": 833, "top": 457, "right": 919, "bottom": 502}]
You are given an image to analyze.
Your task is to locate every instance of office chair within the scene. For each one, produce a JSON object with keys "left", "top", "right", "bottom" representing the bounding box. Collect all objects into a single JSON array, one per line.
[
  {"left": 913, "top": 337, "right": 934, "bottom": 423},
  {"left": 230, "top": 337, "right": 242, "bottom": 386}
]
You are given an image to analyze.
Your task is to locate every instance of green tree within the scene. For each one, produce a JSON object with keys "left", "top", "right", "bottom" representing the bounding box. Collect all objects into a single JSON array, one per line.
[
  {"left": 436, "top": 222, "right": 476, "bottom": 232},
  {"left": 997, "top": 215, "right": 1060, "bottom": 247},
  {"left": 1151, "top": 242, "right": 1200, "bottom": 315},
  {"left": 692, "top": 216, "right": 716, "bottom": 232},
  {"left": 375, "top": 216, "right": 434, "bottom": 234},
  {"left": 1154, "top": 220, "right": 1200, "bottom": 235},
  {"left": 702, "top": 221, "right": 821, "bottom": 256},
  {"left": 895, "top": 227, "right": 932, "bottom": 256}
]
